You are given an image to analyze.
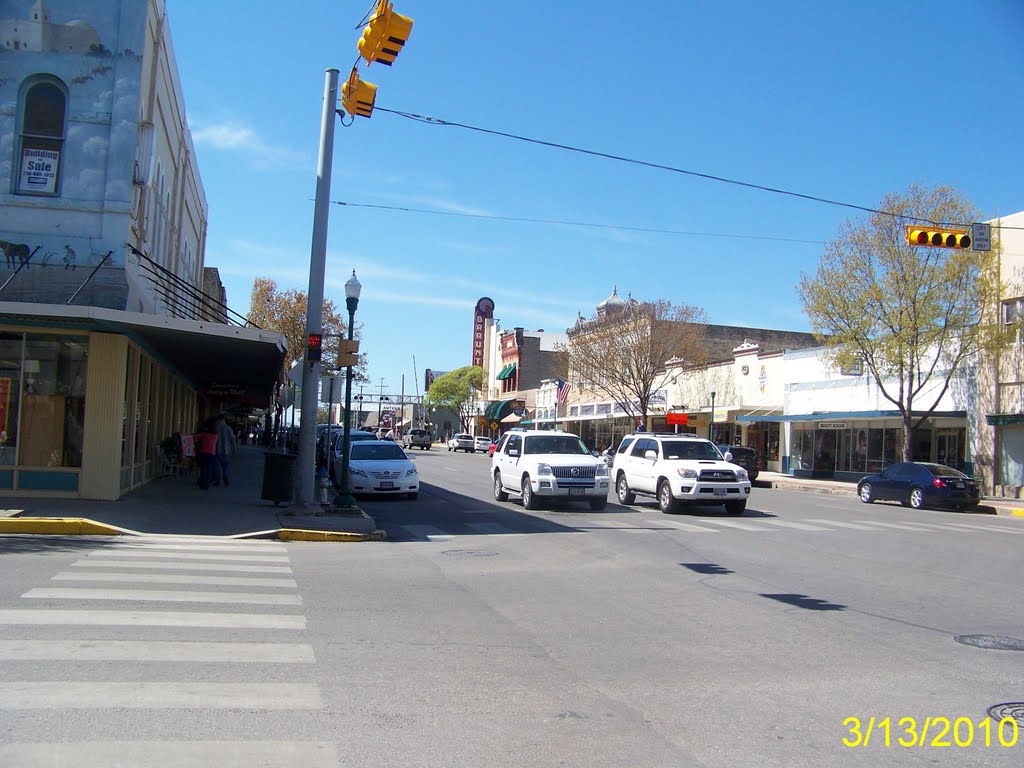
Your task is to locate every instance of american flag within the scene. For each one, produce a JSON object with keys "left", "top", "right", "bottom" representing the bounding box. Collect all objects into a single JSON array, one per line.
[{"left": 555, "top": 378, "right": 571, "bottom": 404}]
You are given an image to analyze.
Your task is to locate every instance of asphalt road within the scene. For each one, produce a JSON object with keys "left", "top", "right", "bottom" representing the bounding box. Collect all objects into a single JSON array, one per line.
[{"left": 1, "top": 446, "right": 1022, "bottom": 767}]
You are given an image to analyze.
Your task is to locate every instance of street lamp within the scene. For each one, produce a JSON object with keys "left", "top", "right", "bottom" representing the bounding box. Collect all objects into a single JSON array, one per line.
[
  {"left": 709, "top": 390, "right": 716, "bottom": 441},
  {"left": 334, "top": 270, "right": 361, "bottom": 509}
]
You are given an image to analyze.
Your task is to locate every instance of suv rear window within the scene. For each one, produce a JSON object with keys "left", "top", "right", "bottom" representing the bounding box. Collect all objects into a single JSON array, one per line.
[
  {"left": 659, "top": 440, "right": 720, "bottom": 460},
  {"left": 523, "top": 435, "right": 589, "bottom": 455}
]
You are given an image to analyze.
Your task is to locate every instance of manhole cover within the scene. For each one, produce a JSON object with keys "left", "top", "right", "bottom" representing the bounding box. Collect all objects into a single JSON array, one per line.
[
  {"left": 987, "top": 702, "right": 1024, "bottom": 727},
  {"left": 441, "top": 549, "right": 499, "bottom": 558},
  {"left": 954, "top": 634, "right": 1024, "bottom": 651}
]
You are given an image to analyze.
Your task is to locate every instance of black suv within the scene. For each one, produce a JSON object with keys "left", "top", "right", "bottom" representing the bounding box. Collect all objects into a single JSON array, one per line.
[{"left": 716, "top": 444, "right": 761, "bottom": 481}]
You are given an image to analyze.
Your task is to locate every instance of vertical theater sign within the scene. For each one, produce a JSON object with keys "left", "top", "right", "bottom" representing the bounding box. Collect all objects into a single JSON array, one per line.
[{"left": 472, "top": 297, "right": 494, "bottom": 368}]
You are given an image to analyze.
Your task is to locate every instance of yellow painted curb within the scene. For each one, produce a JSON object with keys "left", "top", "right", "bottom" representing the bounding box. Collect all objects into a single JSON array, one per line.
[
  {"left": 275, "top": 528, "right": 387, "bottom": 542},
  {"left": 1011, "top": 509, "right": 1024, "bottom": 518},
  {"left": 0, "top": 517, "right": 129, "bottom": 536}
]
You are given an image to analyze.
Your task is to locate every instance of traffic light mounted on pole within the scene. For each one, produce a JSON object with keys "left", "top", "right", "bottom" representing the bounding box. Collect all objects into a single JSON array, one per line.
[
  {"left": 337, "top": 338, "right": 359, "bottom": 368},
  {"left": 358, "top": 0, "right": 414, "bottom": 67},
  {"left": 341, "top": 68, "right": 377, "bottom": 118},
  {"left": 904, "top": 225, "right": 972, "bottom": 250},
  {"left": 306, "top": 333, "right": 323, "bottom": 362}
]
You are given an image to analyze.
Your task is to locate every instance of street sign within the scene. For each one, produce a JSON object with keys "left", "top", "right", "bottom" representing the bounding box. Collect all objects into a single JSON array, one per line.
[{"left": 971, "top": 222, "right": 992, "bottom": 252}]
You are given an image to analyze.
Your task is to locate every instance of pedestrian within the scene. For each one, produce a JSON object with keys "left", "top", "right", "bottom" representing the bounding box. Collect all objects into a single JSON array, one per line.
[
  {"left": 196, "top": 420, "right": 218, "bottom": 490},
  {"left": 214, "top": 413, "right": 237, "bottom": 486}
]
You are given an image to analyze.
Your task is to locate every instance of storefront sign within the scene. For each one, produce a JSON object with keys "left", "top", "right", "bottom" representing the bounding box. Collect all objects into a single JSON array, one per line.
[
  {"left": 666, "top": 412, "right": 688, "bottom": 425},
  {"left": 817, "top": 421, "right": 847, "bottom": 430},
  {"left": 19, "top": 148, "right": 60, "bottom": 194},
  {"left": 471, "top": 297, "right": 494, "bottom": 368}
]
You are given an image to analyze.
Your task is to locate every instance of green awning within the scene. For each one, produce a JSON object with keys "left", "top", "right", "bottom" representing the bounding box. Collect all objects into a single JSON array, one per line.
[
  {"left": 495, "top": 363, "right": 517, "bottom": 380},
  {"left": 485, "top": 398, "right": 517, "bottom": 420},
  {"left": 986, "top": 413, "right": 1024, "bottom": 426}
]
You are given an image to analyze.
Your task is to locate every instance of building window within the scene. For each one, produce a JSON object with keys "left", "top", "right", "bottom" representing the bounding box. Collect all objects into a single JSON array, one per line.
[
  {"left": 18, "top": 335, "right": 89, "bottom": 468},
  {"left": 1003, "top": 298, "right": 1023, "bottom": 324},
  {"left": 16, "top": 77, "right": 67, "bottom": 196}
]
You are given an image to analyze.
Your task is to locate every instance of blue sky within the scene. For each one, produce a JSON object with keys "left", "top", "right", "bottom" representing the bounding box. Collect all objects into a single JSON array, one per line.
[{"left": 169, "top": 0, "right": 1024, "bottom": 401}]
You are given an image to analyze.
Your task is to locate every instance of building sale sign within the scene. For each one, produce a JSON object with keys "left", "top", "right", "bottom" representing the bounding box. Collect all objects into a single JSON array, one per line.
[{"left": 19, "top": 148, "right": 60, "bottom": 194}]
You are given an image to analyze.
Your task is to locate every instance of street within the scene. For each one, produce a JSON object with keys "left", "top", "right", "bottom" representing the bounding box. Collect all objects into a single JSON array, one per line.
[{"left": 1, "top": 448, "right": 1022, "bottom": 767}]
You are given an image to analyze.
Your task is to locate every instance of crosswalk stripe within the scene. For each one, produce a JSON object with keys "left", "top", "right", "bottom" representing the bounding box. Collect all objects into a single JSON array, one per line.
[
  {"left": 69, "top": 559, "right": 292, "bottom": 574},
  {"left": 53, "top": 571, "right": 298, "bottom": 587},
  {"left": 105, "top": 542, "right": 289, "bottom": 553},
  {"left": 22, "top": 588, "right": 302, "bottom": 605},
  {"left": 0, "top": 640, "right": 315, "bottom": 663},
  {"left": 0, "top": 741, "right": 339, "bottom": 767},
  {"left": 0, "top": 682, "right": 323, "bottom": 709},
  {"left": 806, "top": 519, "right": 886, "bottom": 530},
  {"left": 649, "top": 519, "right": 720, "bottom": 532},
  {"left": 942, "top": 521, "right": 1024, "bottom": 534},
  {"left": 852, "top": 520, "right": 936, "bottom": 531},
  {"left": 756, "top": 519, "right": 831, "bottom": 531},
  {"left": 85, "top": 551, "right": 289, "bottom": 563},
  {"left": 697, "top": 518, "right": 775, "bottom": 531},
  {"left": 0, "top": 609, "right": 305, "bottom": 629},
  {"left": 404, "top": 524, "right": 450, "bottom": 541}
]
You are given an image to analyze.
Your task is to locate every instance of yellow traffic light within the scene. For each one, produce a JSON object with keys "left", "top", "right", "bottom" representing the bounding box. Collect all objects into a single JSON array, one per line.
[
  {"left": 904, "top": 225, "right": 971, "bottom": 249},
  {"left": 341, "top": 69, "right": 377, "bottom": 118},
  {"left": 358, "top": 0, "right": 414, "bottom": 67}
]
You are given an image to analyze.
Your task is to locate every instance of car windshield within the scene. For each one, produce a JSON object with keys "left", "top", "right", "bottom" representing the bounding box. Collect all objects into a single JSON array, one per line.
[
  {"left": 928, "top": 464, "right": 965, "bottom": 478},
  {"left": 522, "top": 436, "right": 590, "bottom": 455},
  {"left": 351, "top": 444, "right": 408, "bottom": 461},
  {"left": 662, "top": 441, "right": 722, "bottom": 460}
]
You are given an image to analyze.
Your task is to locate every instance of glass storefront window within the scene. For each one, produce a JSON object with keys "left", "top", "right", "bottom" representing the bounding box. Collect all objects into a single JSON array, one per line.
[
  {"left": 18, "top": 335, "right": 88, "bottom": 467},
  {"left": 0, "top": 333, "right": 23, "bottom": 466}
]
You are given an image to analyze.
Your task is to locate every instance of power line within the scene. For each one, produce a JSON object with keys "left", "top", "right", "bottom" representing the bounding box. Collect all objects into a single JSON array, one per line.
[
  {"left": 374, "top": 106, "right": 1023, "bottom": 231},
  {"left": 328, "top": 200, "right": 823, "bottom": 245}
]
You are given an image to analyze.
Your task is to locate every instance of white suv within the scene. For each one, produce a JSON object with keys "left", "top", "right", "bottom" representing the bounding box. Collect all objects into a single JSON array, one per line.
[
  {"left": 611, "top": 433, "right": 751, "bottom": 515},
  {"left": 491, "top": 430, "right": 610, "bottom": 510}
]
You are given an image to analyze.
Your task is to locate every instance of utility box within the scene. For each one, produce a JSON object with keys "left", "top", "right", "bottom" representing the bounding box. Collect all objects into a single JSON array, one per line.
[{"left": 261, "top": 451, "right": 297, "bottom": 506}]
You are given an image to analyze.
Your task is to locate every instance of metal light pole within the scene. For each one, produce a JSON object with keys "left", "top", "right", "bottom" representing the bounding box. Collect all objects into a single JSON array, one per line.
[
  {"left": 709, "top": 390, "right": 716, "bottom": 440},
  {"left": 297, "top": 68, "right": 340, "bottom": 507},
  {"left": 334, "top": 271, "right": 361, "bottom": 509}
]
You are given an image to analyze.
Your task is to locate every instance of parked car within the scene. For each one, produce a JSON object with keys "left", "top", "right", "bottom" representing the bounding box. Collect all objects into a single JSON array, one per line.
[
  {"left": 332, "top": 439, "right": 419, "bottom": 499},
  {"left": 474, "top": 435, "right": 492, "bottom": 453},
  {"left": 856, "top": 462, "right": 979, "bottom": 510},
  {"left": 491, "top": 430, "right": 610, "bottom": 510},
  {"left": 447, "top": 433, "right": 474, "bottom": 452},
  {"left": 611, "top": 433, "right": 751, "bottom": 515},
  {"left": 403, "top": 428, "right": 433, "bottom": 450},
  {"left": 325, "top": 429, "right": 379, "bottom": 480},
  {"left": 716, "top": 444, "right": 762, "bottom": 481}
]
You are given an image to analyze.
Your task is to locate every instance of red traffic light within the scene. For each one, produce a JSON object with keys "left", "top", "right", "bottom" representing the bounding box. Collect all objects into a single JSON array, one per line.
[{"left": 306, "top": 333, "right": 323, "bottom": 362}]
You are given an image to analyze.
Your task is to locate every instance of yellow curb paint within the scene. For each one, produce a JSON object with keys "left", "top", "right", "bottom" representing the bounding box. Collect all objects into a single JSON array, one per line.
[
  {"left": 0, "top": 518, "right": 128, "bottom": 536},
  {"left": 276, "top": 528, "right": 387, "bottom": 542},
  {"left": 1011, "top": 509, "right": 1024, "bottom": 518}
]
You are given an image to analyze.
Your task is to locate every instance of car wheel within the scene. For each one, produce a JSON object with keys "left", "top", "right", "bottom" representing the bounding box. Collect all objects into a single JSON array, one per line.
[
  {"left": 616, "top": 474, "right": 635, "bottom": 505},
  {"left": 493, "top": 473, "right": 509, "bottom": 502},
  {"left": 859, "top": 483, "right": 873, "bottom": 504},
  {"left": 909, "top": 487, "right": 924, "bottom": 509},
  {"left": 521, "top": 477, "right": 540, "bottom": 510},
  {"left": 589, "top": 496, "right": 608, "bottom": 511},
  {"left": 657, "top": 480, "right": 680, "bottom": 514},
  {"left": 725, "top": 500, "right": 746, "bottom": 516}
]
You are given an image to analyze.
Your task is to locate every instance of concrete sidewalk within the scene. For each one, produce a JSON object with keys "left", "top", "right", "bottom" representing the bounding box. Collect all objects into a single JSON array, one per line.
[
  {"left": 0, "top": 446, "right": 384, "bottom": 540},
  {"left": 758, "top": 471, "right": 1024, "bottom": 518}
]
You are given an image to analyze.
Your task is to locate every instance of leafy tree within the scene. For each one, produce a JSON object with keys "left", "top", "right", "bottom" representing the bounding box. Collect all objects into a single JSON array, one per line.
[
  {"left": 566, "top": 298, "right": 708, "bottom": 423},
  {"left": 424, "top": 366, "right": 485, "bottom": 432},
  {"left": 798, "top": 183, "right": 1006, "bottom": 461}
]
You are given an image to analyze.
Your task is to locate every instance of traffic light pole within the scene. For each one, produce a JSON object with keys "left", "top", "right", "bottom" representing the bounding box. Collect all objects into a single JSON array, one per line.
[{"left": 296, "top": 67, "right": 340, "bottom": 508}]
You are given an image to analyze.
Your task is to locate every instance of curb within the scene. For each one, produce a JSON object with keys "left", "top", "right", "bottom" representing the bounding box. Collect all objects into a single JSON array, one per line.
[
  {"left": 272, "top": 528, "right": 387, "bottom": 542},
  {"left": 0, "top": 517, "right": 134, "bottom": 536}
]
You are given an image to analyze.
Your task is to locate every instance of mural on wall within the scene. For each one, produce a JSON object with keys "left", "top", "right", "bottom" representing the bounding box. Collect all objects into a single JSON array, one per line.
[{"left": 0, "top": 0, "right": 145, "bottom": 308}]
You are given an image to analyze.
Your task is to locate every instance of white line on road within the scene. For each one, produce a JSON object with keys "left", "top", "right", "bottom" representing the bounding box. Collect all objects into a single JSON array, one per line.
[
  {"left": 0, "top": 741, "right": 339, "bottom": 767},
  {"left": 0, "top": 639, "right": 315, "bottom": 663},
  {"left": 851, "top": 520, "right": 937, "bottom": 531},
  {"left": 70, "top": 559, "right": 292, "bottom": 574},
  {"left": 53, "top": 571, "right": 298, "bottom": 588},
  {"left": 941, "top": 521, "right": 1024, "bottom": 534},
  {"left": 755, "top": 519, "right": 832, "bottom": 531},
  {"left": 85, "top": 551, "right": 289, "bottom": 563},
  {"left": 806, "top": 519, "right": 887, "bottom": 530},
  {"left": 648, "top": 519, "right": 720, "bottom": 533},
  {"left": 0, "top": 609, "right": 305, "bottom": 629},
  {"left": 0, "top": 682, "right": 323, "bottom": 709},
  {"left": 22, "top": 588, "right": 302, "bottom": 605},
  {"left": 104, "top": 542, "right": 289, "bottom": 553},
  {"left": 694, "top": 519, "right": 775, "bottom": 531}
]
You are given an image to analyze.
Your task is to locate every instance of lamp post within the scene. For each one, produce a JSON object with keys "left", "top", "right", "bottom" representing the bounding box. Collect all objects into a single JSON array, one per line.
[
  {"left": 333, "top": 270, "right": 361, "bottom": 509},
  {"left": 709, "top": 390, "right": 716, "bottom": 440}
]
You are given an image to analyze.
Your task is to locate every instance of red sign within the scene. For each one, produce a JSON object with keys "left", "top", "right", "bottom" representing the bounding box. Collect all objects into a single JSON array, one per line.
[
  {"left": 471, "top": 297, "right": 494, "bottom": 368},
  {"left": 666, "top": 412, "right": 689, "bottom": 426}
]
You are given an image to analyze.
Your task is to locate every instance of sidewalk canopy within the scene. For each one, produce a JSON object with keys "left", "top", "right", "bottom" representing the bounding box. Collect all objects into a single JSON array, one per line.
[
  {"left": 484, "top": 398, "right": 517, "bottom": 421},
  {"left": 495, "top": 363, "right": 517, "bottom": 380}
]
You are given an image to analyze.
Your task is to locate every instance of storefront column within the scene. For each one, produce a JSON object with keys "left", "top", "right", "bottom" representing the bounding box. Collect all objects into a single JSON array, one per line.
[{"left": 80, "top": 333, "right": 128, "bottom": 500}]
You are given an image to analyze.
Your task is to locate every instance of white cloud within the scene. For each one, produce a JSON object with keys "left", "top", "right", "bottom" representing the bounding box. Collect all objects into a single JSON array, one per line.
[{"left": 191, "top": 121, "right": 308, "bottom": 169}]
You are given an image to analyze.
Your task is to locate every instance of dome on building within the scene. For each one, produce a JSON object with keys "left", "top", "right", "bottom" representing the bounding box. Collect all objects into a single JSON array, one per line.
[{"left": 597, "top": 286, "right": 626, "bottom": 311}]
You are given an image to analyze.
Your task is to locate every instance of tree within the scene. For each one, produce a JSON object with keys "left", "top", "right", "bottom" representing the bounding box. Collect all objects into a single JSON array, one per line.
[
  {"left": 566, "top": 298, "right": 708, "bottom": 423},
  {"left": 424, "top": 366, "right": 485, "bottom": 432},
  {"left": 798, "top": 183, "right": 1005, "bottom": 462}
]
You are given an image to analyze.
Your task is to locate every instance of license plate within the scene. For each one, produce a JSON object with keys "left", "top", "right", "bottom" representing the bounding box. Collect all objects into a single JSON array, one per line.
[
  {"left": 568, "top": 488, "right": 585, "bottom": 496},
  {"left": 954, "top": 482, "right": 964, "bottom": 488},
  {"left": 713, "top": 487, "right": 727, "bottom": 496},
  {"left": 379, "top": 481, "right": 394, "bottom": 489}
]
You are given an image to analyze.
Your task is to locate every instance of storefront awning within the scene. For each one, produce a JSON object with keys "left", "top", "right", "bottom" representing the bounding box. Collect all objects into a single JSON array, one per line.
[
  {"left": 484, "top": 398, "right": 517, "bottom": 420},
  {"left": 501, "top": 412, "right": 522, "bottom": 423},
  {"left": 495, "top": 363, "right": 517, "bottom": 380},
  {"left": 739, "top": 409, "right": 966, "bottom": 423},
  {"left": 986, "top": 413, "right": 1024, "bottom": 426}
]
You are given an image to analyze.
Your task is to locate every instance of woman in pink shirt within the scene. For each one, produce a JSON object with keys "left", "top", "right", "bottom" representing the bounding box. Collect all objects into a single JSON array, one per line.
[{"left": 196, "top": 421, "right": 219, "bottom": 490}]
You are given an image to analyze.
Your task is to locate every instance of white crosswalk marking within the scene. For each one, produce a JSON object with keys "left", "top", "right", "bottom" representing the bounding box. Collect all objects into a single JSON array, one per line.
[
  {"left": 697, "top": 518, "right": 775, "bottom": 531},
  {"left": 0, "top": 608, "right": 305, "bottom": 629},
  {"left": 85, "top": 550, "right": 289, "bottom": 563},
  {"left": 0, "top": 681, "right": 323, "bottom": 709},
  {"left": 69, "top": 559, "right": 292, "bottom": 573},
  {"left": 942, "top": 521, "right": 1024, "bottom": 534},
  {"left": 649, "top": 519, "right": 720, "bottom": 533},
  {"left": 404, "top": 524, "right": 452, "bottom": 541},
  {"left": 852, "top": 520, "right": 937, "bottom": 531},
  {"left": 0, "top": 741, "right": 340, "bottom": 767},
  {"left": 22, "top": 588, "right": 303, "bottom": 605},
  {"left": 807, "top": 519, "right": 886, "bottom": 530},
  {"left": 52, "top": 571, "right": 298, "bottom": 587},
  {"left": 755, "top": 519, "right": 831, "bottom": 531},
  {"left": 0, "top": 639, "right": 315, "bottom": 663}
]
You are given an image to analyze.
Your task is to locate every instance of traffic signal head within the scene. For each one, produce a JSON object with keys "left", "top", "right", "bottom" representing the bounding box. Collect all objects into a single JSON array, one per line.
[
  {"left": 337, "top": 338, "right": 360, "bottom": 368},
  {"left": 306, "top": 333, "right": 323, "bottom": 362},
  {"left": 341, "top": 69, "right": 377, "bottom": 118},
  {"left": 358, "top": 0, "right": 414, "bottom": 67},
  {"left": 904, "top": 225, "right": 972, "bottom": 249}
]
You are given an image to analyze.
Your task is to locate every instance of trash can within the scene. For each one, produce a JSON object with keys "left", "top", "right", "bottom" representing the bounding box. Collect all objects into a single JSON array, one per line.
[{"left": 261, "top": 451, "right": 297, "bottom": 506}]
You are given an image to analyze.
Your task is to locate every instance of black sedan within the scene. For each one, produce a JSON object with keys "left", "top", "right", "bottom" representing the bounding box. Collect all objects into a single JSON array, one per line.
[{"left": 857, "top": 462, "right": 980, "bottom": 510}]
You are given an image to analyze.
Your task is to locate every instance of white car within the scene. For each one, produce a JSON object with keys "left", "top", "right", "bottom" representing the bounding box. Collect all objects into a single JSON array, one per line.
[
  {"left": 474, "top": 436, "right": 492, "bottom": 453},
  {"left": 611, "top": 433, "right": 751, "bottom": 515},
  {"left": 333, "top": 439, "right": 419, "bottom": 499},
  {"left": 491, "top": 430, "right": 610, "bottom": 510},
  {"left": 447, "top": 433, "right": 474, "bottom": 452}
]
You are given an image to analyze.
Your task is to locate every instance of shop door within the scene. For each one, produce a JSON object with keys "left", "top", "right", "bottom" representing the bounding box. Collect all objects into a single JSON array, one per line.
[{"left": 934, "top": 430, "right": 963, "bottom": 470}]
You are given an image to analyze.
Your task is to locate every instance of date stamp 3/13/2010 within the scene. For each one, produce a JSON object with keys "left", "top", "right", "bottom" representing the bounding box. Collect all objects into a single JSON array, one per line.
[{"left": 843, "top": 716, "right": 1020, "bottom": 748}]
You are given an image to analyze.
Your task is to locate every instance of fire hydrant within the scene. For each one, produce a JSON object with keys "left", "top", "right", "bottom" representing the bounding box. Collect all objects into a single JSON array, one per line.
[{"left": 317, "top": 466, "right": 332, "bottom": 506}]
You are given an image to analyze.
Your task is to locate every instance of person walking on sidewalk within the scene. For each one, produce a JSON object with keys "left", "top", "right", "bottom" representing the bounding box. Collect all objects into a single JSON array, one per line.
[
  {"left": 214, "top": 413, "right": 237, "bottom": 486},
  {"left": 196, "top": 420, "right": 218, "bottom": 490}
]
